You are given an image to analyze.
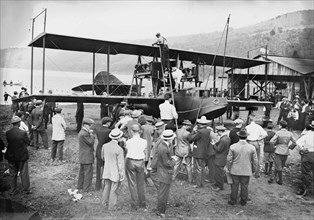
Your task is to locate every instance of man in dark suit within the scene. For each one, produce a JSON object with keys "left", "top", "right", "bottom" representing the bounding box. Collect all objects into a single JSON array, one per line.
[
  {"left": 212, "top": 126, "right": 231, "bottom": 191},
  {"left": 156, "top": 130, "right": 177, "bottom": 218},
  {"left": 187, "top": 116, "right": 211, "bottom": 188},
  {"left": 5, "top": 116, "right": 31, "bottom": 195},
  {"left": 31, "top": 100, "right": 49, "bottom": 150},
  {"left": 94, "top": 117, "right": 113, "bottom": 191},
  {"left": 77, "top": 118, "right": 95, "bottom": 193}
]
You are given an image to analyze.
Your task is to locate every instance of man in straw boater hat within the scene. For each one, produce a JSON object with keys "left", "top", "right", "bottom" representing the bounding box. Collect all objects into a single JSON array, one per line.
[
  {"left": 94, "top": 116, "right": 113, "bottom": 191},
  {"left": 173, "top": 120, "right": 193, "bottom": 183},
  {"left": 295, "top": 120, "right": 314, "bottom": 196},
  {"left": 5, "top": 116, "right": 31, "bottom": 195},
  {"left": 226, "top": 128, "right": 258, "bottom": 206},
  {"left": 211, "top": 125, "right": 231, "bottom": 192},
  {"left": 155, "top": 129, "right": 177, "bottom": 218},
  {"left": 149, "top": 121, "right": 167, "bottom": 189},
  {"left": 77, "top": 118, "right": 95, "bottom": 193},
  {"left": 187, "top": 116, "right": 211, "bottom": 188},
  {"left": 101, "top": 128, "right": 125, "bottom": 210}
]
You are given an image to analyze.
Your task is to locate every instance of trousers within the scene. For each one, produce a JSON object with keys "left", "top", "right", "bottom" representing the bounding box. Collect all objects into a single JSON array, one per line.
[
  {"left": 247, "top": 140, "right": 264, "bottom": 176},
  {"left": 173, "top": 156, "right": 192, "bottom": 182},
  {"left": 125, "top": 158, "right": 146, "bottom": 208},
  {"left": 230, "top": 175, "right": 250, "bottom": 204},
  {"left": 33, "top": 129, "right": 48, "bottom": 149},
  {"left": 77, "top": 163, "right": 93, "bottom": 192},
  {"left": 102, "top": 179, "right": 121, "bottom": 210},
  {"left": 157, "top": 182, "right": 171, "bottom": 214},
  {"left": 214, "top": 165, "right": 224, "bottom": 190},
  {"left": 95, "top": 157, "right": 104, "bottom": 191},
  {"left": 8, "top": 160, "right": 30, "bottom": 192},
  {"left": 194, "top": 158, "right": 206, "bottom": 187},
  {"left": 51, "top": 140, "right": 64, "bottom": 161},
  {"left": 207, "top": 156, "right": 216, "bottom": 183}
]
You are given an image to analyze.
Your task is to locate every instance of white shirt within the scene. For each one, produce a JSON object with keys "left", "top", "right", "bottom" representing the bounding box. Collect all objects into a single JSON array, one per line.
[
  {"left": 296, "top": 130, "right": 314, "bottom": 152},
  {"left": 126, "top": 134, "right": 147, "bottom": 160},
  {"left": 172, "top": 69, "right": 184, "bottom": 84},
  {"left": 52, "top": 113, "right": 66, "bottom": 141},
  {"left": 19, "top": 121, "right": 29, "bottom": 132},
  {"left": 115, "top": 116, "right": 132, "bottom": 129},
  {"left": 159, "top": 100, "right": 178, "bottom": 120},
  {"left": 246, "top": 121, "right": 267, "bottom": 141}
]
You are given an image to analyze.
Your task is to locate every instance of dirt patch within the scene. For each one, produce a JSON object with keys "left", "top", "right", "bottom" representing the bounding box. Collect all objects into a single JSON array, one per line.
[{"left": 0, "top": 104, "right": 313, "bottom": 219}]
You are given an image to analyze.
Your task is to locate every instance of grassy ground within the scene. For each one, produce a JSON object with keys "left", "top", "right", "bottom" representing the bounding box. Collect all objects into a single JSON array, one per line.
[{"left": 0, "top": 104, "right": 313, "bottom": 219}]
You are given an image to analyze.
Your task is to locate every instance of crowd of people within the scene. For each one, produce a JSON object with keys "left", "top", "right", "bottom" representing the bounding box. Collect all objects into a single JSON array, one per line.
[{"left": 1, "top": 91, "right": 313, "bottom": 218}]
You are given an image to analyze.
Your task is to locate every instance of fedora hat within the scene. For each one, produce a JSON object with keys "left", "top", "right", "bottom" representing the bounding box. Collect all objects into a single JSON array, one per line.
[
  {"left": 196, "top": 116, "right": 210, "bottom": 125},
  {"left": 216, "top": 125, "right": 226, "bottom": 131},
  {"left": 131, "top": 110, "right": 142, "bottom": 118},
  {"left": 161, "top": 129, "right": 176, "bottom": 140},
  {"left": 182, "top": 120, "right": 192, "bottom": 126},
  {"left": 237, "top": 129, "right": 248, "bottom": 138},
  {"left": 109, "top": 128, "right": 123, "bottom": 140},
  {"left": 11, "top": 116, "right": 21, "bottom": 124}
]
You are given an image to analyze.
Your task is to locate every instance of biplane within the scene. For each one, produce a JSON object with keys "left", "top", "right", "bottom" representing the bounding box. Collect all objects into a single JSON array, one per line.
[{"left": 15, "top": 32, "right": 271, "bottom": 123}]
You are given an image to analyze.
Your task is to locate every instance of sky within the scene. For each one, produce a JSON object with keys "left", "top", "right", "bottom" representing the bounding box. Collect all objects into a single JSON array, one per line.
[{"left": 0, "top": 0, "right": 313, "bottom": 49}]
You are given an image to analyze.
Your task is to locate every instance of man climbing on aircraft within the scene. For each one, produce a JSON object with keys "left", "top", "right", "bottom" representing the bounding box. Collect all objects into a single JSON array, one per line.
[{"left": 152, "top": 33, "right": 170, "bottom": 72}]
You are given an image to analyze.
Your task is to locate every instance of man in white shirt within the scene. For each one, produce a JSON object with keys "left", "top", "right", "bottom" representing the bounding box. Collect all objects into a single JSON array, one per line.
[
  {"left": 159, "top": 93, "right": 178, "bottom": 131},
  {"left": 171, "top": 67, "right": 184, "bottom": 92},
  {"left": 125, "top": 124, "right": 148, "bottom": 210},
  {"left": 294, "top": 121, "right": 314, "bottom": 195},
  {"left": 51, "top": 107, "right": 66, "bottom": 163},
  {"left": 246, "top": 114, "right": 267, "bottom": 177}
]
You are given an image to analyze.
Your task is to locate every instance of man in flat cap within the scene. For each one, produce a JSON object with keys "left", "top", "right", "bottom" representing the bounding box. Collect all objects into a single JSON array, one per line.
[
  {"left": 212, "top": 125, "right": 231, "bottom": 191},
  {"left": 51, "top": 107, "right": 66, "bottom": 164},
  {"left": 5, "top": 116, "right": 31, "bottom": 195},
  {"left": 31, "top": 99, "right": 49, "bottom": 150},
  {"left": 94, "top": 116, "right": 113, "bottom": 191},
  {"left": 77, "top": 118, "right": 95, "bottom": 193}
]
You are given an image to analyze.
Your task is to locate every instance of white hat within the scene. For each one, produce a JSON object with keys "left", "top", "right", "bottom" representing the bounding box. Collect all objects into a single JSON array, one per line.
[
  {"left": 131, "top": 110, "right": 142, "bottom": 118},
  {"left": 233, "top": 118, "right": 244, "bottom": 128},
  {"left": 161, "top": 130, "right": 176, "bottom": 140},
  {"left": 196, "top": 116, "right": 210, "bottom": 125},
  {"left": 109, "top": 128, "right": 123, "bottom": 140}
]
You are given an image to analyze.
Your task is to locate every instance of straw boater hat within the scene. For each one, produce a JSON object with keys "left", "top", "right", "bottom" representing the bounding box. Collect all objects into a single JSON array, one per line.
[
  {"left": 109, "top": 128, "right": 123, "bottom": 140},
  {"left": 216, "top": 125, "right": 226, "bottom": 131},
  {"left": 233, "top": 118, "right": 244, "bottom": 128},
  {"left": 131, "top": 110, "right": 142, "bottom": 118},
  {"left": 196, "top": 116, "right": 210, "bottom": 125},
  {"left": 182, "top": 120, "right": 192, "bottom": 126},
  {"left": 237, "top": 129, "right": 248, "bottom": 138},
  {"left": 155, "top": 121, "right": 165, "bottom": 129},
  {"left": 11, "top": 116, "right": 21, "bottom": 124},
  {"left": 161, "top": 130, "right": 176, "bottom": 140}
]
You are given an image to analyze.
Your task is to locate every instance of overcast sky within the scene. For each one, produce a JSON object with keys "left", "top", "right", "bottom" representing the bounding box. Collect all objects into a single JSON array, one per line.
[{"left": 1, "top": 0, "right": 313, "bottom": 49}]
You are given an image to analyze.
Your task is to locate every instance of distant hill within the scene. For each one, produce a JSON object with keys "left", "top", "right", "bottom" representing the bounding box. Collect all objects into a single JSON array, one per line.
[{"left": 1, "top": 10, "right": 313, "bottom": 73}]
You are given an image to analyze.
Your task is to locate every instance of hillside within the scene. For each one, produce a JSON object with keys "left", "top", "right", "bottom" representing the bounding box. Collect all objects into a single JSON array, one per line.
[{"left": 1, "top": 10, "right": 313, "bottom": 73}]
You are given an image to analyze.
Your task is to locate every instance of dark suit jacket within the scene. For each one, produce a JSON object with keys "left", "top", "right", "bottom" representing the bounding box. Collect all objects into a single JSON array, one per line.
[
  {"left": 5, "top": 126, "right": 30, "bottom": 162},
  {"left": 94, "top": 124, "right": 112, "bottom": 159},
  {"left": 213, "top": 134, "right": 231, "bottom": 167},
  {"left": 157, "top": 141, "right": 176, "bottom": 184},
  {"left": 78, "top": 128, "right": 95, "bottom": 164},
  {"left": 187, "top": 127, "right": 211, "bottom": 159},
  {"left": 31, "top": 107, "right": 45, "bottom": 131}
]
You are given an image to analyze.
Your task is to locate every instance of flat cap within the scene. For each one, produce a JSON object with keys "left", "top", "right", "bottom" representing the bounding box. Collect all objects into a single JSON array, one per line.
[
  {"left": 102, "top": 117, "right": 113, "bottom": 124},
  {"left": 83, "top": 118, "right": 94, "bottom": 125}
]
